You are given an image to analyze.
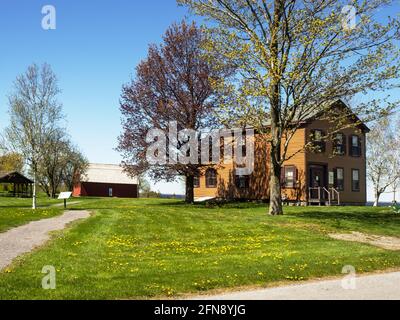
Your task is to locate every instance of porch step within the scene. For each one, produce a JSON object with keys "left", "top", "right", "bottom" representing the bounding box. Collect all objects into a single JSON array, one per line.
[{"left": 308, "top": 199, "right": 340, "bottom": 206}]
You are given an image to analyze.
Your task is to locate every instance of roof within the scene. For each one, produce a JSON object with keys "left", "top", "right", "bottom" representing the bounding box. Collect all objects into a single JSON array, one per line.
[
  {"left": 0, "top": 171, "right": 33, "bottom": 184},
  {"left": 83, "top": 164, "right": 138, "bottom": 185},
  {"left": 307, "top": 99, "right": 371, "bottom": 133},
  {"left": 232, "top": 99, "right": 370, "bottom": 133}
]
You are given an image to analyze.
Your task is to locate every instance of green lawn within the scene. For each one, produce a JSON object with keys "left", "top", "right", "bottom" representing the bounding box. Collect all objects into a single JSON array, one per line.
[
  {"left": 0, "top": 195, "right": 64, "bottom": 233},
  {"left": 0, "top": 198, "right": 399, "bottom": 299}
]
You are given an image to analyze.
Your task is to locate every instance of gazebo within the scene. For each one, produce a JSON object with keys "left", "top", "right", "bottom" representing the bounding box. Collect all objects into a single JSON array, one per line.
[{"left": 0, "top": 172, "right": 33, "bottom": 198}]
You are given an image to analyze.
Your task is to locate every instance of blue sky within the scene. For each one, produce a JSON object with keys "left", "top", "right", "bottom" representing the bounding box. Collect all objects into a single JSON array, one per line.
[
  {"left": 0, "top": 0, "right": 191, "bottom": 194},
  {"left": 0, "top": 0, "right": 399, "bottom": 200}
]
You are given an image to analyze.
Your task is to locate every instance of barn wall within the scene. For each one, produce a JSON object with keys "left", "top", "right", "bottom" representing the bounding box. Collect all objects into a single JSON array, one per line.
[{"left": 77, "top": 182, "right": 138, "bottom": 198}]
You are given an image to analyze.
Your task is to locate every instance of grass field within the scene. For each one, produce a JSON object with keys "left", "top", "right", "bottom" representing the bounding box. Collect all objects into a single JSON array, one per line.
[
  {"left": 0, "top": 197, "right": 399, "bottom": 299},
  {"left": 0, "top": 195, "right": 63, "bottom": 233}
]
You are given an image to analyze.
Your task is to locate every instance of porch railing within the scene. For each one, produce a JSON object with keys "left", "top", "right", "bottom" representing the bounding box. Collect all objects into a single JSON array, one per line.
[{"left": 308, "top": 187, "right": 340, "bottom": 206}]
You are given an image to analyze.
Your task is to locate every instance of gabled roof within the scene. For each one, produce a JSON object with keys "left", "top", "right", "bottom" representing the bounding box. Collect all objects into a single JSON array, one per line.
[
  {"left": 83, "top": 163, "right": 138, "bottom": 185},
  {"left": 0, "top": 172, "right": 33, "bottom": 184},
  {"left": 236, "top": 99, "right": 370, "bottom": 133},
  {"left": 306, "top": 99, "right": 370, "bottom": 133}
]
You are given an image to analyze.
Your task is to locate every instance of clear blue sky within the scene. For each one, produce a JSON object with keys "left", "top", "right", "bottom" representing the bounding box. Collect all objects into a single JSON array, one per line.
[
  {"left": 0, "top": 1, "right": 399, "bottom": 200},
  {"left": 0, "top": 0, "right": 191, "bottom": 194}
]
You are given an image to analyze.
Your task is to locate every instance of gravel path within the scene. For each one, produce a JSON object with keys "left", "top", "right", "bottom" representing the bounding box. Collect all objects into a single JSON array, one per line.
[
  {"left": 189, "top": 272, "right": 400, "bottom": 300},
  {"left": 0, "top": 210, "right": 90, "bottom": 271},
  {"left": 49, "top": 201, "right": 82, "bottom": 208}
]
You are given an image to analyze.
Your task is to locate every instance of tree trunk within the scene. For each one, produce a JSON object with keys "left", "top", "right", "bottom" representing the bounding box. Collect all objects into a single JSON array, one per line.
[
  {"left": 185, "top": 175, "right": 194, "bottom": 204},
  {"left": 32, "top": 171, "right": 37, "bottom": 210},
  {"left": 269, "top": 123, "right": 283, "bottom": 215},
  {"left": 268, "top": 0, "right": 284, "bottom": 216},
  {"left": 373, "top": 190, "right": 381, "bottom": 207}
]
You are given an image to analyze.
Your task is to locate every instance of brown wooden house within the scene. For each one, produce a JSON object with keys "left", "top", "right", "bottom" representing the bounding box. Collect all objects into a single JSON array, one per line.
[{"left": 194, "top": 100, "right": 369, "bottom": 206}]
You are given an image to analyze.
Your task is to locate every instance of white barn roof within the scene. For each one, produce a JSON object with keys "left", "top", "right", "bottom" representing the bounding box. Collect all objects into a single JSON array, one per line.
[{"left": 83, "top": 164, "right": 138, "bottom": 185}]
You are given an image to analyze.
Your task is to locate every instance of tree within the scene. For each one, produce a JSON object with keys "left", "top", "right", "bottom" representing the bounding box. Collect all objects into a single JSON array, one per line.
[
  {"left": 0, "top": 152, "right": 24, "bottom": 173},
  {"left": 60, "top": 145, "right": 88, "bottom": 192},
  {"left": 118, "top": 21, "right": 231, "bottom": 203},
  {"left": 2, "top": 63, "right": 64, "bottom": 208},
  {"left": 178, "top": 0, "right": 400, "bottom": 214},
  {"left": 36, "top": 130, "right": 87, "bottom": 198},
  {"left": 367, "top": 116, "right": 400, "bottom": 207},
  {"left": 138, "top": 175, "right": 152, "bottom": 198}
]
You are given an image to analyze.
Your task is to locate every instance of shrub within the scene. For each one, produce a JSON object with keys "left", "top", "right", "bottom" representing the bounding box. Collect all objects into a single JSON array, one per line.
[{"left": 391, "top": 202, "right": 400, "bottom": 214}]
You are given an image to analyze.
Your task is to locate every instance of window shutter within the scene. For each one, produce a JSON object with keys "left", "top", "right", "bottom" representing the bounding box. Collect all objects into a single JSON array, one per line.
[
  {"left": 281, "top": 168, "right": 286, "bottom": 187},
  {"left": 349, "top": 136, "right": 353, "bottom": 156},
  {"left": 358, "top": 137, "right": 362, "bottom": 157},
  {"left": 333, "top": 168, "right": 338, "bottom": 188},
  {"left": 343, "top": 134, "right": 347, "bottom": 155},
  {"left": 235, "top": 175, "right": 239, "bottom": 188},
  {"left": 321, "top": 131, "right": 326, "bottom": 153},
  {"left": 310, "top": 130, "right": 315, "bottom": 142}
]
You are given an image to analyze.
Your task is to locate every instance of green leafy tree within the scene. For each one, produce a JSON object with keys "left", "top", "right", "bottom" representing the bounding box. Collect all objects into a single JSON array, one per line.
[
  {"left": 179, "top": 0, "right": 400, "bottom": 214},
  {"left": 2, "top": 64, "right": 64, "bottom": 208},
  {"left": 36, "top": 130, "right": 88, "bottom": 198},
  {"left": 138, "top": 176, "right": 152, "bottom": 198},
  {"left": 0, "top": 152, "right": 24, "bottom": 173},
  {"left": 367, "top": 116, "right": 400, "bottom": 206}
]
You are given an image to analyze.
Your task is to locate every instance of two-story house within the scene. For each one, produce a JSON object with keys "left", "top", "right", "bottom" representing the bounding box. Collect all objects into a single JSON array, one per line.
[{"left": 193, "top": 100, "right": 369, "bottom": 205}]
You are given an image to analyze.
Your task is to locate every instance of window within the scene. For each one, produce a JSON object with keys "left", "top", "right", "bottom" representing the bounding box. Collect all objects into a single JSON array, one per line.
[
  {"left": 108, "top": 188, "right": 113, "bottom": 197},
  {"left": 334, "top": 168, "right": 344, "bottom": 191},
  {"left": 333, "top": 133, "right": 346, "bottom": 156},
  {"left": 350, "top": 135, "right": 362, "bottom": 157},
  {"left": 219, "top": 136, "right": 225, "bottom": 161},
  {"left": 352, "top": 169, "right": 360, "bottom": 192},
  {"left": 240, "top": 131, "right": 247, "bottom": 157},
  {"left": 235, "top": 175, "right": 250, "bottom": 189},
  {"left": 311, "top": 129, "right": 326, "bottom": 153},
  {"left": 241, "top": 142, "right": 247, "bottom": 158},
  {"left": 193, "top": 176, "right": 200, "bottom": 188},
  {"left": 205, "top": 168, "right": 217, "bottom": 188},
  {"left": 282, "top": 166, "right": 297, "bottom": 188}
]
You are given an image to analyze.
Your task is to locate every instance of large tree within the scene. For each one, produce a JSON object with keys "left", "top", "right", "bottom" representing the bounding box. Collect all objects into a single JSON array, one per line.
[
  {"left": 60, "top": 144, "right": 88, "bottom": 193},
  {"left": 367, "top": 116, "right": 400, "bottom": 206},
  {"left": 0, "top": 152, "right": 24, "bottom": 173},
  {"left": 36, "top": 130, "right": 88, "bottom": 198},
  {"left": 2, "top": 63, "right": 64, "bottom": 208},
  {"left": 118, "top": 21, "right": 230, "bottom": 203},
  {"left": 179, "top": 0, "right": 400, "bottom": 214}
]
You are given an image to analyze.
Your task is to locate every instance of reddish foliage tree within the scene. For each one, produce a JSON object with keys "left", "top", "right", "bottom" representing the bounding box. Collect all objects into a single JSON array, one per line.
[{"left": 118, "top": 21, "right": 229, "bottom": 203}]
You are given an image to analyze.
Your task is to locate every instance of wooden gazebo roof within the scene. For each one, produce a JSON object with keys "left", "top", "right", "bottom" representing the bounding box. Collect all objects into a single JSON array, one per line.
[{"left": 0, "top": 172, "right": 33, "bottom": 184}]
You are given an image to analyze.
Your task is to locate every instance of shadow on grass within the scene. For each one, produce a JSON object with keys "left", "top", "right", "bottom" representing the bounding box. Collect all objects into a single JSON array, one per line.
[
  {"left": 152, "top": 200, "right": 269, "bottom": 211},
  {"left": 287, "top": 208, "right": 400, "bottom": 231}
]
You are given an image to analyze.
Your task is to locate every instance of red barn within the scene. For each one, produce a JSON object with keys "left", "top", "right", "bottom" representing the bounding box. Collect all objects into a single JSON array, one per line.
[{"left": 73, "top": 163, "right": 138, "bottom": 198}]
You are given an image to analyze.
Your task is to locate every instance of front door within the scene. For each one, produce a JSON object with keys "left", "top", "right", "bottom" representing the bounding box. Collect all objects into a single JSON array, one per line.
[{"left": 309, "top": 165, "right": 327, "bottom": 199}]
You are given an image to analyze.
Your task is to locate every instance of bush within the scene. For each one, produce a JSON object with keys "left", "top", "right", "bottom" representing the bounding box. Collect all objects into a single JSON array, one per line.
[{"left": 391, "top": 202, "right": 400, "bottom": 214}]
